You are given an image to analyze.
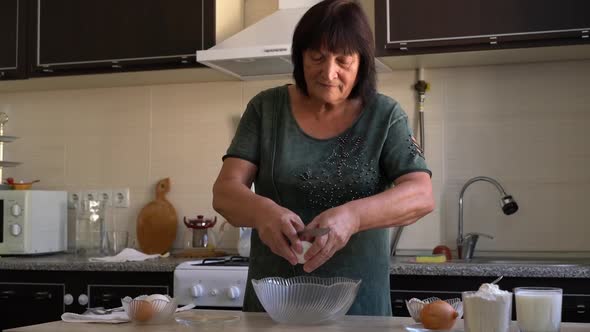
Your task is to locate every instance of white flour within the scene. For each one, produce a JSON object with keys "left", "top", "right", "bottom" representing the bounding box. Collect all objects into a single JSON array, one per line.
[{"left": 463, "top": 283, "right": 512, "bottom": 332}]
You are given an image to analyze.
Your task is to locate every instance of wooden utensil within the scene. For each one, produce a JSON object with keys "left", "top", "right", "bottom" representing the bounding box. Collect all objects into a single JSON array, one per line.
[{"left": 137, "top": 178, "right": 178, "bottom": 254}]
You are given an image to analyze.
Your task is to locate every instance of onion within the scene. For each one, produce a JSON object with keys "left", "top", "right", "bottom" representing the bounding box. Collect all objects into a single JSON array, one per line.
[{"left": 420, "top": 300, "right": 458, "bottom": 330}]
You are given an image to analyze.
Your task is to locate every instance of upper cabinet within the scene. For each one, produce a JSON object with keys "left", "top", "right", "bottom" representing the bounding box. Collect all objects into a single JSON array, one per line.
[
  {"left": 375, "top": 0, "right": 590, "bottom": 56},
  {"left": 0, "top": 0, "right": 28, "bottom": 79},
  {"left": 28, "top": 0, "right": 215, "bottom": 76}
]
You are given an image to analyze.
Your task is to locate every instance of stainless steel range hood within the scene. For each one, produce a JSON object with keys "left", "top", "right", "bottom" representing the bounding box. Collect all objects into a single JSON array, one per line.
[{"left": 196, "top": 0, "right": 390, "bottom": 80}]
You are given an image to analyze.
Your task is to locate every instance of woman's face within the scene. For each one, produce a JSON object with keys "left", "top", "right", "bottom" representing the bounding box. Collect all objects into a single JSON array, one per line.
[{"left": 302, "top": 48, "right": 360, "bottom": 105}]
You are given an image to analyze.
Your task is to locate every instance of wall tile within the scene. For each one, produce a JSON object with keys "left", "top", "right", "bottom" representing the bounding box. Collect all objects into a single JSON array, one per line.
[
  {"left": 62, "top": 87, "right": 151, "bottom": 136},
  {"left": 151, "top": 81, "right": 243, "bottom": 133},
  {"left": 3, "top": 135, "right": 66, "bottom": 187},
  {"left": 2, "top": 59, "right": 589, "bottom": 254}
]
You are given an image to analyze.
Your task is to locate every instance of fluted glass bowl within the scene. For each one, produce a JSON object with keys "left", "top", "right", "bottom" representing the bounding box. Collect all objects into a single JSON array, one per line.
[
  {"left": 251, "top": 276, "right": 361, "bottom": 325},
  {"left": 121, "top": 295, "right": 177, "bottom": 324}
]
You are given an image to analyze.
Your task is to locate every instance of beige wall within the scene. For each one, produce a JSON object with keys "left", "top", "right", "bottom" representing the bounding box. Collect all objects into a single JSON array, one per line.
[{"left": 1, "top": 59, "right": 589, "bottom": 253}]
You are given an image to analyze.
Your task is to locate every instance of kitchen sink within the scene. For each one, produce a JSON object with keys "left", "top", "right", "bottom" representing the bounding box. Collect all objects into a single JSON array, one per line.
[{"left": 449, "top": 257, "right": 590, "bottom": 266}]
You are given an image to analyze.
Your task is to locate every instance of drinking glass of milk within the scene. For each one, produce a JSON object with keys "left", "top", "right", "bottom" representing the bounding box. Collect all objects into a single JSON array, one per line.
[{"left": 514, "top": 287, "right": 562, "bottom": 332}]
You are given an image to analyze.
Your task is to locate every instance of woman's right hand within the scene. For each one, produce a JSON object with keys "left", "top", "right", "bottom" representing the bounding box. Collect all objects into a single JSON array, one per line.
[{"left": 254, "top": 206, "right": 305, "bottom": 265}]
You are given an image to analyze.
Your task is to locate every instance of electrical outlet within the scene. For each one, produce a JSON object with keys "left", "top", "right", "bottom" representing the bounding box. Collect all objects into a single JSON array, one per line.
[
  {"left": 98, "top": 190, "right": 113, "bottom": 206},
  {"left": 113, "top": 188, "right": 130, "bottom": 208},
  {"left": 67, "top": 191, "right": 81, "bottom": 209},
  {"left": 82, "top": 190, "right": 99, "bottom": 202}
]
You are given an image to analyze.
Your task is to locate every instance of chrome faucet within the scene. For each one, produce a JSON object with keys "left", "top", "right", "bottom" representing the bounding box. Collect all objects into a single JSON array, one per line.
[{"left": 457, "top": 176, "right": 519, "bottom": 260}]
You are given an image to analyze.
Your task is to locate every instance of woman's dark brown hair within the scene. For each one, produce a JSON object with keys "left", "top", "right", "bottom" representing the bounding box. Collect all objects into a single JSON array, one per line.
[{"left": 291, "top": 0, "right": 376, "bottom": 104}]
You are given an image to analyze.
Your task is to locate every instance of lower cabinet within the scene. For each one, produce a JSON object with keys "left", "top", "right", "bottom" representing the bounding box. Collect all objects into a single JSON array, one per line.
[
  {"left": 390, "top": 275, "right": 590, "bottom": 323},
  {"left": 0, "top": 283, "right": 64, "bottom": 329},
  {"left": 0, "top": 270, "right": 173, "bottom": 330}
]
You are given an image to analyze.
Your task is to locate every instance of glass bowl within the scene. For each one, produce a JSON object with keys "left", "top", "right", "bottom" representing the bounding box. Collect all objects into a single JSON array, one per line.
[
  {"left": 405, "top": 297, "right": 463, "bottom": 323},
  {"left": 251, "top": 276, "right": 361, "bottom": 325},
  {"left": 121, "top": 294, "right": 177, "bottom": 324}
]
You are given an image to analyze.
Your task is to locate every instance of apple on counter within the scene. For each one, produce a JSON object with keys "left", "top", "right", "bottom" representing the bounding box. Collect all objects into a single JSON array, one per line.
[{"left": 432, "top": 245, "right": 453, "bottom": 261}]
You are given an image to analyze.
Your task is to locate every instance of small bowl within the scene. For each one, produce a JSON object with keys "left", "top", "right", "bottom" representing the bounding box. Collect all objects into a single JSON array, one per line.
[
  {"left": 405, "top": 297, "right": 463, "bottom": 323},
  {"left": 12, "top": 183, "right": 32, "bottom": 190},
  {"left": 121, "top": 294, "right": 177, "bottom": 324}
]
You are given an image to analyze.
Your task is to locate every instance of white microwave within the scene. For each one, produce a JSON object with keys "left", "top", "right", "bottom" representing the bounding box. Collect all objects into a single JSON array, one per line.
[{"left": 0, "top": 190, "right": 67, "bottom": 255}]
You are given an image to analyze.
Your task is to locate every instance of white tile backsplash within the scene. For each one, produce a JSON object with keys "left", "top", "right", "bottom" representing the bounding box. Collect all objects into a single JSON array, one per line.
[{"left": 1, "top": 59, "right": 589, "bottom": 253}]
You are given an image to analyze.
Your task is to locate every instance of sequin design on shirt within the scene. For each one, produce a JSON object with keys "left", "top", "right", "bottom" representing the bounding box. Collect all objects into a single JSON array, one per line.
[{"left": 294, "top": 132, "right": 387, "bottom": 211}]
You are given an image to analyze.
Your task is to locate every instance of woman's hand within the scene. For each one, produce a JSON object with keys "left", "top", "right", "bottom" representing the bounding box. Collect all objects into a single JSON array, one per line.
[
  {"left": 254, "top": 206, "right": 305, "bottom": 266},
  {"left": 301, "top": 205, "right": 360, "bottom": 272}
]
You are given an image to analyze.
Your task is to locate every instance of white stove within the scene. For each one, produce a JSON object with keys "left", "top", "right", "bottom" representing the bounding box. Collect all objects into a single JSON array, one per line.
[{"left": 173, "top": 256, "right": 249, "bottom": 309}]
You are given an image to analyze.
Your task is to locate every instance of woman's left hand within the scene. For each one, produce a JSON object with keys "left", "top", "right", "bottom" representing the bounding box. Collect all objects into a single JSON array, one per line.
[{"left": 301, "top": 205, "right": 360, "bottom": 272}]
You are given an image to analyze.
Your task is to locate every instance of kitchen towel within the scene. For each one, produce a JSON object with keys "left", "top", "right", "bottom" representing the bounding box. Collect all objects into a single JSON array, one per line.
[
  {"left": 88, "top": 248, "right": 169, "bottom": 262},
  {"left": 61, "top": 311, "right": 130, "bottom": 324}
]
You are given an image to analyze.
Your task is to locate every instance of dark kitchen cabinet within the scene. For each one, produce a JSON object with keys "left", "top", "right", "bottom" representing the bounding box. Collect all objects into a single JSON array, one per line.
[
  {"left": 0, "top": 282, "right": 64, "bottom": 330},
  {"left": 390, "top": 275, "right": 590, "bottom": 323},
  {"left": 0, "top": 0, "right": 28, "bottom": 80},
  {"left": 0, "top": 270, "right": 173, "bottom": 330},
  {"left": 375, "top": 0, "right": 590, "bottom": 56},
  {"left": 28, "top": 0, "right": 215, "bottom": 76}
]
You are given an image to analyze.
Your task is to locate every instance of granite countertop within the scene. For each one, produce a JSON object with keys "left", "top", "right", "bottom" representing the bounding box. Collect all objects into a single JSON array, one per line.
[
  {"left": 2, "top": 252, "right": 590, "bottom": 277},
  {"left": 390, "top": 256, "right": 590, "bottom": 278},
  {"left": 6, "top": 310, "right": 590, "bottom": 332},
  {"left": 0, "top": 252, "right": 195, "bottom": 272}
]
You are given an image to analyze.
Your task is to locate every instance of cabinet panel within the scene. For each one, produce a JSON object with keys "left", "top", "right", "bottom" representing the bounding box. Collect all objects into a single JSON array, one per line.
[
  {"left": 30, "top": 0, "right": 215, "bottom": 74},
  {"left": 0, "top": 282, "right": 64, "bottom": 330},
  {"left": 0, "top": 269, "right": 174, "bottom": 329},
  {"left": 0, "top": 0, "right": 27, "bottom": 79},
  {"left": 376, "top": 0, "right": 590, "bottom": 56},
  {"left": 386, "top": 1, "right": 484, "bottom": 43}
]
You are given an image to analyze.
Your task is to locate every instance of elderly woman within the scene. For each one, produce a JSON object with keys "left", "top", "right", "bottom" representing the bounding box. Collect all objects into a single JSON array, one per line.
[{"left": 213, "top": 0, "right": 434, "bottom": 316}]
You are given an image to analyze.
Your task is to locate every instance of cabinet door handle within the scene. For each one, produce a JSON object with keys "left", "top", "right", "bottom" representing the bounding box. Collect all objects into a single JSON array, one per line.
[
  {"left": 101, "top": 293, "right": 116, "bottom": 300},
  {"left": 393, "top": 299, "right": 404, "bottom": 309},
  {"left": 34, "top": 291, "right": 52, "bottom": 300},
  {"left": 1, "top": 290, "right": 16, "bottom": 298}
]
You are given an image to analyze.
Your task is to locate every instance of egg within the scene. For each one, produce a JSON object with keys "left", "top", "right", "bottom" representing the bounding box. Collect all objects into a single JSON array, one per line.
[
  {"left": 145, "top": 294, "right": 170, "bottom": 303},
  {"left": 132, "top": 300, "right": 154, "bottom": 322},
  {"left": 295, "top": 241, "right": 313, "bottom": 264}
]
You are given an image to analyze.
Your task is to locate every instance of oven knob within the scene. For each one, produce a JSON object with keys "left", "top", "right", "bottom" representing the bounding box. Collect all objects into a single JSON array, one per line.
[
  {"left": 11, "top": 204, "right": 22, "bottom": 217},
  {"left": 190, "top": 285, "right": 204, "bottom": 298},
  {"left": 10, "top": 223, "right": 22, "bottom": 236},
  {"left": 78, "top": 294, "right": 89, "bottom": 306},
  {"left": 209, "top": 289, "right": 218, "bottom": 297},
  {"left": 226, "top": 286, "right": 241, "bottom": 300},
  {"left": 64, "top": 294, "right": 74, "bottom": 306}
]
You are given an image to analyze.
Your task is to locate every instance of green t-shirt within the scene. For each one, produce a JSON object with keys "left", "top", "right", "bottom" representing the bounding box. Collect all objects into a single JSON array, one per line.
[{"left": 225, "top": 85, "right": 430, "bottom": 316}]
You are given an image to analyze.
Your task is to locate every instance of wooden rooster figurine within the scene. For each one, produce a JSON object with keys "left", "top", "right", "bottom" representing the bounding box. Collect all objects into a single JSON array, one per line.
[{"left": 137, "top": 178, "right": 178, "bottom": 254}]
